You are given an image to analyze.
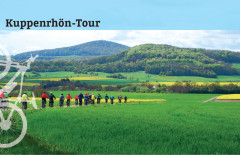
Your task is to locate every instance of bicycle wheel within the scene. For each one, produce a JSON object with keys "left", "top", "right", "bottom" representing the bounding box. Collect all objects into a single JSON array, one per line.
[
  {"left": 42, "top": 100, "right": 46, "bottom": 108},
  {"left": 0, "top": 103, "right": 27, "bottom": 148}
]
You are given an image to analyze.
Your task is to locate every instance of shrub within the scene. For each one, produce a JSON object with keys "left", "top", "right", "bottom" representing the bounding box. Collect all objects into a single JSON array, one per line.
[{"left": 107, "top": 73, "right": 127, "bottom": 79}]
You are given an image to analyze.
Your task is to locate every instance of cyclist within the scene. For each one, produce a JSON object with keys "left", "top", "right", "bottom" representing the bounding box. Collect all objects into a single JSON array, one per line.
[
  {"left": 88, "top": 94, "right": 92, "bottom": 104},
  {"left": 3, "top": 92, "right": 8, "bottom": 110},
  {"left": 0, "top": 91, "right": 6, "bottom": 110},
  {"left": 84, "top": 93, "right": 89, "bottom": 105},
  {"left": 21, "top": 92, "right": 29, "bottom": 110},
  {"left": 41, "top": 92, "right": 48, "bottom": 109},
  {"left": 59, "top": 94, "right": 64, "bottom": 108},
  {"left": 124, "top": 95, "right": 128, "bottom": 103},
  {"left": 78, "top": 92, "right": 83, "bottom": 106},
  {"left": 4, "top": 92, "right": 8, "bottom": 97},
  {"left": 97, "top": 94, "right": 102, "bottom": 104},
  {"left": 75, "top": 94, "right": 79, "bottom": 105},
  {"left": 91, "top": 94, "right": 95, "bottom": 104},
  {"left": 110, "top": 95, "right": 114, "bottom": 104},
  {"left": 66, "top": 94, "right": 72, "bottom": 107},
  {"left": 118, "top": 94, "right": 122, "bottom": 103},
  {"left": 105, "top": 94, "right": 109, "bottom": 103},
  {"left": 49, "top": 92, "right": 56, "bottom": 107}
]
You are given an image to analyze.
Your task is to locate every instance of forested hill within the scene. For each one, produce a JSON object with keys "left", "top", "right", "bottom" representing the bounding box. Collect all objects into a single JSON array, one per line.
[
  {"left": 30, "top": 44, "right": 240, "bottom": 78},
  {"left": 13, "top": 40, "right": 129, "bottom": 61}
]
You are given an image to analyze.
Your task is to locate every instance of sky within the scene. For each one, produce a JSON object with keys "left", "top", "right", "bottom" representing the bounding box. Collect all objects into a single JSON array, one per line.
[
  {"left": 1, "top": 1, "right": 239, "bottom": 54},
  {"left": 0, "top": 30, "right": 240, "bottom": 55},
  {"left": 1, "top": 0, "right": 240, "bottom": 30}
]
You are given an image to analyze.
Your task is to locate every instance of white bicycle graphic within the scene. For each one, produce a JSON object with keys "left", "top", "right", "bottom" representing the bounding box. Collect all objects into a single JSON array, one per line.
[{"left": 0, "top": 46, "right": 38, "bottom": 148}]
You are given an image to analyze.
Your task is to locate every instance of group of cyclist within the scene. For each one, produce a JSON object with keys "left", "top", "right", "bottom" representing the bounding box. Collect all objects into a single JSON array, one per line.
[
  {"left": 0, "top": 91, "right": 9, "bottom": 111},
  {"left": 21, "top": 92, "right": 128, "bottom": 109}
]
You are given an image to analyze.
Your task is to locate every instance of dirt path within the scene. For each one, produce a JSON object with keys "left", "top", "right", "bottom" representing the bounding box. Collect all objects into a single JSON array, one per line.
[
  {"left": 202, "top": 96, "right": 219, "bottom": 103},
  {"left": 2, "top": 103, "right": 115, "bottom": 111}
]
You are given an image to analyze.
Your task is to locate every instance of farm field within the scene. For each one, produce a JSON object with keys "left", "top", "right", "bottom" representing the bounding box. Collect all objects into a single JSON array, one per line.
[
  {"left": 23, "top": 71, "right": 240, "bottom": 82},
  {"left": 2, "top": 93, "right": 240, "bottom": 154},
  {"left": 3, "top": 71, "right": 240, "bottom": 87},
  {"left": 217, "top": 94, "right": 240, "bottom": 100},
  {"left": 14, "top": 71, "right": 240, "bottom": 87}
]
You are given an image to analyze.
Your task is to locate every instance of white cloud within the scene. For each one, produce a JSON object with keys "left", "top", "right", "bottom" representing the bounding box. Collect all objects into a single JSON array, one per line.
[{"left": 0, "top": 30, "right": 240, "bottom": 55}]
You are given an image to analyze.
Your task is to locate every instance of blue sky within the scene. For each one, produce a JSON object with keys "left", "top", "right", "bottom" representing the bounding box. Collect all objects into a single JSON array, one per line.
[
  {"left": 0, "top": 30, "right": 240, "bottom": 54},
  {"left": 0, "top": 1, "right": 240, "bottom": 54},
  {"left": 0, "top": 0, "right": 240, "bottom": 30}
]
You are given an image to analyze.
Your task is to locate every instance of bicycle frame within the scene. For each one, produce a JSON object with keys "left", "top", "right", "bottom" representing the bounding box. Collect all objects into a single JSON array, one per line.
[{"left": 0, "top": 55, "right": 38, "bottom": 122}]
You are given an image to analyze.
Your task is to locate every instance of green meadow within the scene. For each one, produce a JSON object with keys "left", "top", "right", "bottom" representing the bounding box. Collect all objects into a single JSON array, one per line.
[
  {"left": 38, "top": 71, "right": 240, "bottom": 82},
  {"left": 232, "top": 63, "right": 240, "bottom": 69},
  {"left": 2, "top": 93, "right": 240, "bottom": 154}
]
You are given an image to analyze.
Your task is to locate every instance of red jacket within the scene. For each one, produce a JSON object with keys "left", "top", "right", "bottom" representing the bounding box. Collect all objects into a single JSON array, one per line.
[
  {"left": 75, "top": 95, "right": 78, "bottom": 99},
  {"left": 67, "top": 95, "right": 72, "bottom": 100},
  {"left": 0, "top": 92, "right": 5, "bottom": 99},
  {"left": 41, "top": 93, "right": 48, "bottom": 99},
  {"left": 118, "top": 95, "right": 122, "bottom": 99}
]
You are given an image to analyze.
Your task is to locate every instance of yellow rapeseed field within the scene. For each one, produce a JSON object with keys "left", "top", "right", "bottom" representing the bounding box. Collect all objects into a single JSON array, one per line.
[
  {"left": 21, "top": 82, "right": 40, "bottom": 86},
  {"left": 0, "top": 82, "right": 40, "bottom": 87},
  {"left": 127, "top": 99, "right": 166, "bottom": 102},
  {"left": 147, "top": 82, "right": 240, "bottom": 86},
  {"left": 217, "top": 94, "right": 240, "bottom": 100}
]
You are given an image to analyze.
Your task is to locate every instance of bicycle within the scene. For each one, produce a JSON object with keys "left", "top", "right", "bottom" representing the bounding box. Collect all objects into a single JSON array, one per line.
[
  {"left": 0, "top": 46, "right": 38, "bottom": 148},
  {"left": 42, "top": 99, "right": 46, "bottom": 109}
]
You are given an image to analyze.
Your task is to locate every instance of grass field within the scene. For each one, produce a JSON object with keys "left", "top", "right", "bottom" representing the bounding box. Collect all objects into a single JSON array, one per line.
[
  {"left": 2, "top": 70, "right": 240, "bottom": 153},
  {"left": 232, "top": 63, "right": 240, "bottom": 69},
  {"left": 2, "top": 93, "right": 240, "bottom": 154},
  {"left": 97, "top": 71, "right": 240, "bottom": 82}
]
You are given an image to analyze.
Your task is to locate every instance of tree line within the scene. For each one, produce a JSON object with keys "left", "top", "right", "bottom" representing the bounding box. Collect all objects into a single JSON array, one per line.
[
  {"left": 122, "top": 82, "right": 240, "bottom": 94},
  {"left": 7, "top": 78, "right": 240, "bottom": 96}
]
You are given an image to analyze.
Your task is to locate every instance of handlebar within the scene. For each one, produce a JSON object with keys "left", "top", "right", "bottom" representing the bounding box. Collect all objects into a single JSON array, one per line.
[{"left": 0, "top": 55, "right": 38, "bottom": 70}]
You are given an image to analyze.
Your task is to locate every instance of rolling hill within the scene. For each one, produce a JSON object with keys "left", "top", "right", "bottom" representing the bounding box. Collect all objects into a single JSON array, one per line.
[
  {"left": 30, "top": 44, "right": 240, "bottom": 78},
  {"left": 13, "top": 40, "right": 129, "bottom": 61}
]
